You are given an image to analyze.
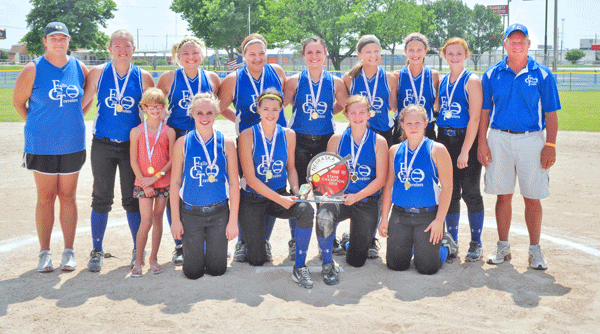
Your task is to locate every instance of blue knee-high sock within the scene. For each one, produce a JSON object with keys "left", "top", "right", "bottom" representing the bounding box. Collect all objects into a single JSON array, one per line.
[
  {"left": 294, "top": 227, "right": 312, "bottom": 268},
  {"left": 317, "top": 236, "right": 334, "bottom": 264},
  {"left": 440, "top": 245, "right": 449, "bottom": 263},
  {"left": 445, "top": 213, "right": 460, "bottom": 242},
  {"left": 126, "top": 212, "right": 141, "bottom": 249},
  {"left": 91, "top": 211, "right": 109, "bottom": 251},
  {"left": 289, "top": 219, "right": 297, "bottom": 239},
  {"left": 264, "top": 216, "right": 276, "bottom": 240},
  {"left": 468, "top": 211, "right": 484, "bottom": 244},
  {"left": 166, "top": 206, "right": 182, "bottom": 246}
]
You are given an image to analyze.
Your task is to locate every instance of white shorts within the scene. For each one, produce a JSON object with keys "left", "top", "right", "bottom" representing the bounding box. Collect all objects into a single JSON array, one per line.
[{"left": 484, "top": 129, "right": 550, "bottom": 199}]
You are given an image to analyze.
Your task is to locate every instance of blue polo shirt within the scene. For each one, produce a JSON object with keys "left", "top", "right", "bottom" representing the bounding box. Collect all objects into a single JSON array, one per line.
[{"left": 482, "top": 56, "right": 560, "bottom": 132}]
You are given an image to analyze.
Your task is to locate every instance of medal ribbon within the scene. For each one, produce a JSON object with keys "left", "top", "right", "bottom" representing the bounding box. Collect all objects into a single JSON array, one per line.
[
  {"left": 182, "top": 69, "right": 202, "bottom": 99},
  {"left": 350, "top": 129, "right": 368, "bottom": 175},
  {"left": 361, "top": 67, "right": 379, "bottom": 108},
  {"left": 259, "top": 123, "right": 277, "bottom": 179},
  {"left": 245, "top": 66, "right": 265, "bottom": 102},
  {"left": 308, "top": 69, "right": 325, "bottom": 116},
  {"left": 407, "top": 66, "right": 425, "bottom": 107},
  {"left": 111, "top": 63, "right": 133, "bottom": 107},
  {"left": 403, "top": 138, "right": 426, "bottom": 186},
  {"left": 194, "top": 129, "right": 218, "bottom": 175},
  {"left": 444, "top": 68, "right": 467, "bottom": 117},
  {"left": 144, "top": 119, "right": 164, "bottom": 167}
]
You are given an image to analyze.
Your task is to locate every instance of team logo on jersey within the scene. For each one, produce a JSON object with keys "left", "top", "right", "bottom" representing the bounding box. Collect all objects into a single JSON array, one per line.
[
  {"left": 358, "top": 92, "right": 384, "bottom": 110},
  {"left": 48, "top": 80, "right": 79, "bottom": 107},
  {"left": 248, "top": 94, "right": 259, "bottom": 114},
  {"left": 301, "top": 94, "right": 327, "bottom": 120},
  {"left": 348, "top": 159, "right": 372, "bottom": 181},
  {"left": 256, "top": 156, "right": 284, "bottom": 178},
  {"left": 105, "top": 89, "right": 135, "bottom": 113},
  {"left": 178, "top": 90, "right": 193, "bottom": 109},
  {"left": 525, "top": 75, "right": 538, "bottom": 86},
  {"left": 403, "top": 89, "right": 426, "bottom": 108},
  {"left": 439, "top": 97, "right": 462, "bottom": 120},
  {"left": 189, "top": 157, "right": 220, "bottom": 186},
  {"left": 397, "top": 162, "right": 425, "bottom": 186}
]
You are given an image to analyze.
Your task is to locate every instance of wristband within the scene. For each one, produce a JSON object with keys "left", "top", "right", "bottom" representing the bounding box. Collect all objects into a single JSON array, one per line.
[
  {"left": 545, "top": 142, "right": 556, "bottom": 148},
  {"left": 155, "top": 171, "right": 162, "bottom": 179}
]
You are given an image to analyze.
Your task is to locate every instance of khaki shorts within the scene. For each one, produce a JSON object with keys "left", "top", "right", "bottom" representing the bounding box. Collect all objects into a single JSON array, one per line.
[{"left": 484, "top": 129, "right": 550, "bottom": 199}]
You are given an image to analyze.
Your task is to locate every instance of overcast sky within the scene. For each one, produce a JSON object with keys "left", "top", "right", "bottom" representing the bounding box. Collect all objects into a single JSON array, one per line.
[{"left": 2, "top": 0, "right": 598, "bottom": 52}]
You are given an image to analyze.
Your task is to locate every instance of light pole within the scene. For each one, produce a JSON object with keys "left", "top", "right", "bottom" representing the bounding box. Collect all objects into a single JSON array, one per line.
[{"left": 552, "top": 0, "right": 558, "bottom": 72}]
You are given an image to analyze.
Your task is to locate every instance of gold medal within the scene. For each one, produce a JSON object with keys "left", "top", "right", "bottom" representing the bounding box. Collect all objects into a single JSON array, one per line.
[
  {"left": 351, "top": 173, "right": 358, "bottom": 182},
  {"left": 116, "top": 104, "right": 124, "bottom": 112},
  {"left": 445, "top": 110, "right": 452, "bottom": 119},
  {"left": 404, "top": 181, "right": 411, "bottom": 190},
  {"left": 370, "top": 110, "right": 376, "bottom": 118},
  {"left": 147, "top": 166, "right": 155, "bottom": 174},
  {"left": 312, "top": 174, "right": 320, "bottom": 183},
  {"left": 311, "top": 112, "right": 319, "bottom": 120},
  {"left": 266, "top": 171, "right": 273, "bottom": 180},
  {"left": 208, "top": 174, "right": 216, "bottom": 183}
]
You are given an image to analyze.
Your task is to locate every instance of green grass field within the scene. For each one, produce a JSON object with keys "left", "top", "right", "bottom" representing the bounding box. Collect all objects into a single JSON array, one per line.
[{"left": 1, "top": 89, "right": 598, "bottom": 132}]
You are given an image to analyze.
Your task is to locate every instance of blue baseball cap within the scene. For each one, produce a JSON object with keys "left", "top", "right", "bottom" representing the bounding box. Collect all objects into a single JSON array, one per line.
[
  {"left": 504, "top": 23, "right": 528, "bottom": 39},
  {"left": 44, "top": 22, "right": 70, "bottom": 38}
]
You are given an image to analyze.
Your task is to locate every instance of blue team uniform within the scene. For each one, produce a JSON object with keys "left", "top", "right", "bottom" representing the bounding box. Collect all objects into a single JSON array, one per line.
[
  {"left": 93, "top": 63, "right": 143, "bottom": 142},
  {"left": 234, "top": 64, "right": 285, "bottom": 135},
  {"left": 392, "top": 138, "right": 439, "bottom": 209},
  {"left": 167, "top": 68, "right": 214, "bottom": 132},
  {"left": 482, "top": 56, "right": 561, "bottom": 132},
  {"left": 243, "top": 124, "right": 288, "bottom": 193},
  {"left": 25, "top": 56, "right": 85, "bottom": 155},
  {"left": 437, "top": 71, "right": 473, "bottom": 129},
  {"left": 288, "top": 69, "right": 336, "bottom": 135},
  {"left": 181, "top": 130, "right": 229, "bottom": 207},
  {"left": 350, "top": 66, "right": 393, "bottom": 132},
  {"left": 337, "top": 128, "right": 378, "bottom": 196},
  {"left": 397, "top": 66, "right": 437, "bottom": 122}
]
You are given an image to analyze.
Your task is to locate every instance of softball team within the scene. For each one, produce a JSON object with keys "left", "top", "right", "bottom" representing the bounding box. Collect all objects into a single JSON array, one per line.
[
  {"left": 81, "top": 29, "right": 155, "bottom": 272},
  {"left": 437, "top": 38, "right": 485, "bottom": 261}
]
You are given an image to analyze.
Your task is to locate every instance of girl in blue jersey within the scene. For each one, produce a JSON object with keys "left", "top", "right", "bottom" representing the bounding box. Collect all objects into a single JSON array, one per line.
[
  {"left": 342, "top": 35, "right": 397, "bottom": 147},
  {"left": 13, "top": 22, "right": 89, "bottom": 272},
  {"left": 315, "top": 95, "right": 388, "bottom": 285},
  {"left": 393, "top": 33, "right": 439, "bottom": 143},
  {"left": 157, "top": 36, "right": 221, "bottom": 266},
  {"left": 218, "top": 33, "right": 287, "bottom": 262},
  {"left": 378, "top": 105, "right": 457, "bottom": 275},
  {"left": 170, "top": 93, "right": 239, "bottom": 279},
  {"left": 283, "top": 36, "right": 348, "bottom": 259},
  {"left": 238, "top": 89, "right": 316, "bottom": 289},
  {"left": 81, "top": 29, "right": 155, "bottom": 273},
  {"left": 130, "top": 88, "right": 176, "bottom": 277},
  {"left": 437, "top": 38, "right": 485, "bottom": 261}
]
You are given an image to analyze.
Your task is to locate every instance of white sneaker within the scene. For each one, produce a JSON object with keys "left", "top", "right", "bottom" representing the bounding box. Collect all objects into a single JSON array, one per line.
[
  {"left": 487, "top": 241, "right": 511, "bottom": 264},
  {"left": 529, "top": 245, "right": 548, "bottom": 270},
  {"left": 37, "top": 251, "right": 54, "bottom": 272},
  {"left": 60, "top": 249, "right": 77, "bottom": 271}
]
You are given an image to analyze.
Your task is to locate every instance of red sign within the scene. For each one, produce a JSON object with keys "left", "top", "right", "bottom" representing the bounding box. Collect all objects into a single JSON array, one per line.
[
  {"left": 488, "top": 5, "right": 508, "bottom": 15},
  {"left": 592, "top": 44, "right": 600, "bottom": 51}
]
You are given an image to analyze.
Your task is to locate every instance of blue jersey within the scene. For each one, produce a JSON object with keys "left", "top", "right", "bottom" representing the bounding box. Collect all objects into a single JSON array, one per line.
[
  {"left": 482, "top": 56, "right": 561, "bottom": 132},
  {"left": 338, "top": 128, "right": 379, "bottom": 195},
  {"left": 288, "top": 69, "right": 336, "bottom": 135},
  {"left": 93, "top": 62, "right": 144, "bottom": 142},
  {"left": 243, "top": 124, "right": 288, "bottom": 193},
  {"left": 25, "top": 56, "right": 85, "bottom": 155},
  {"left": 392, "top": 138, "right": 440, "bottom": 208},
  {"left": 397, "top": 66, "right": 437, "bottom": 122},
  {"left": 167, "top": 68, "right": 213, "bottom": 132},
  {"left": 233, "top": 64, "right": 285, "bottom": 135},
  {"left": 437, "top": 71, "right": 473, "bottom": 129},
  {"left": 350, "top": 66, "right": 393, "bottom": 132},
  {"left": 180, "top": 130, "right": 229, "bottom": 207}
]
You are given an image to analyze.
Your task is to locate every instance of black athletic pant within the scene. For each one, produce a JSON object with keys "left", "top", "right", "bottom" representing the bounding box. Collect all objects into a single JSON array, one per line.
[{"left": 295, "top": 132, "right": 332, "bottom": 185}]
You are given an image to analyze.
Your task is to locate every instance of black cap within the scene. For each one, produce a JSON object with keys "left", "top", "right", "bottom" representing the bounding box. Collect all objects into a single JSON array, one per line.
[{"left": 44, "top": 22, "right": 70, "bottom": 38}]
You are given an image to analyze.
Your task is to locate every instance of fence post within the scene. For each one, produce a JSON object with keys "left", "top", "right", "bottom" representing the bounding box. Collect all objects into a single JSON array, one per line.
[{"left": 569, "top": 72, "right": 572, "bottom": 91}]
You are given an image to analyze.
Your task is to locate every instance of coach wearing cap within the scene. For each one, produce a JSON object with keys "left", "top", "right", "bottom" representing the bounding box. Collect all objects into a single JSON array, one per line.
[{"left": 477, "top": 23, "right": 560, "bottom": 270}]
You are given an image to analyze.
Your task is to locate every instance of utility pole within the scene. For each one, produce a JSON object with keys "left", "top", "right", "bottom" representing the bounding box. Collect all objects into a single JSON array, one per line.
[
  {"left": 137, "top": 29, "right": 140, "bottom": 48},
  {"left": 552, "top": 0, "right": 558, "bottom": 72}
]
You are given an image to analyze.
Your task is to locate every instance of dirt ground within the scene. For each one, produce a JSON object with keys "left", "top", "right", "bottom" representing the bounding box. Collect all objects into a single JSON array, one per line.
[{"left": 1, "top": 120, "right": 599, "bottom": 333}]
